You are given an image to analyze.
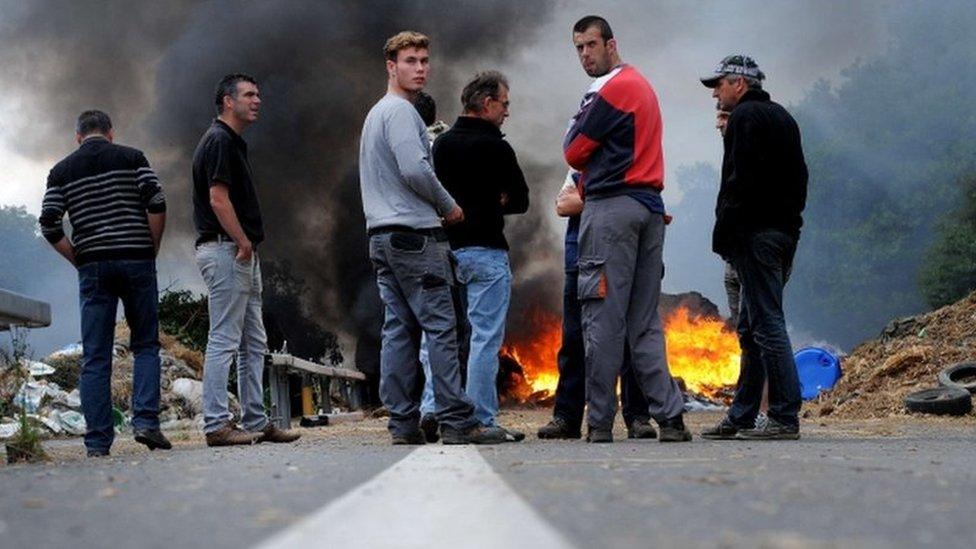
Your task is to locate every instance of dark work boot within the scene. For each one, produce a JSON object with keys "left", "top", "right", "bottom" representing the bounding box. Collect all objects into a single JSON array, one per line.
[
  {"left": 537, "top": 416, "right": 582, "bottom": 440},
  {"left": 133, "top": 428, "right": 172, "bottom": 451},
  {"left": 441, "top": 424, "right": 507, "bottom": 445},
  {"left": 658, "top": 415, "right": 693, "bottom": 442},
  {"left": 626, "top": 417, "right": 658, "bottom": 439},
  {"left": 585, "top": 426, "right": 613, "bottom": 443},
  {"left": 700, "top": 417, "right": 742, "bottom": 440},
  {"left": 420, "top": 414, "right": 440, "bottom": 444},
  {"left": 391, "top": 430, "right": 426, "bottom": 445}
]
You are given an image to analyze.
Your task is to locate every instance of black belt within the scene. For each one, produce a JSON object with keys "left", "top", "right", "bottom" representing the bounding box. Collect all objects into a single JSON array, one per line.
[{"left": 368, "top": 225, "right": 448, "bottom": 241}]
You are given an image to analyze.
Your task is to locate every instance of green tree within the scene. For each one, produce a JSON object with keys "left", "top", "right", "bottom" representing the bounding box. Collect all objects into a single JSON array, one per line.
[{"left": 919, "top": 174, "right": 976, "bottom": 308}]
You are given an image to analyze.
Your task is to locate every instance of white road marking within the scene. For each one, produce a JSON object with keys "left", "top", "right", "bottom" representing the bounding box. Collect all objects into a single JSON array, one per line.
[{"left": 256, "top": 445, "right": 574, "bottom": 549}]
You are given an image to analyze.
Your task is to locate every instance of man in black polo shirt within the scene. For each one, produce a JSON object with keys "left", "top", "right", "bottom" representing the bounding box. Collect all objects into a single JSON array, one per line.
[
  {"left": 418, "top": 71, "right": 529, "bottom": 440},
  {"left": 192, "top": 73, "right": 299, "bottom": 447}
]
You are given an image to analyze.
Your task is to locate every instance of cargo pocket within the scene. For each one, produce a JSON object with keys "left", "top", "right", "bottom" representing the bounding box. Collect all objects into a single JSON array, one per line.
[{"left": 577, "top": 257, "right": 607, "bottom": 300}]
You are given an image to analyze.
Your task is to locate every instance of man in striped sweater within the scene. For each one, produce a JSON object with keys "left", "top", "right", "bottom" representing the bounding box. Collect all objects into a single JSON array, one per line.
[
  {"left": 39, "top": 109, "right": 171, "bottom": 457},
  {"left": 563, "top": 16, "right": 691, "bottom": 443}
]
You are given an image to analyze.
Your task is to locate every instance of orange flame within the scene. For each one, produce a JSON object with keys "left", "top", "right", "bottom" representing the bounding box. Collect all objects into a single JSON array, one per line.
[{"left": 501, "top": 306, "right": 740, "bottom": 403}]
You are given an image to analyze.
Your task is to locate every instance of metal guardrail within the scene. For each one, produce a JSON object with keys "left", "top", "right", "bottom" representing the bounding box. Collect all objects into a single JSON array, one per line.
[
  {"left": 265, "top": 353, "right": 365, "bottom": 430},
  {"left": 0, "top": 289, "right": 52, "bottom": 331}
]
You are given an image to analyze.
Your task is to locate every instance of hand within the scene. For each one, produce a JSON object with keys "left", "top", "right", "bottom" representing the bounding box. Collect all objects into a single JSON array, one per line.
[
  {"left": 442, "top": 206, "right": 464, "bottom": 226},
  {"left": 500, "top": 192, "right": 509, "bottom": 206},
  {"left": 235, "top": 238, "right": 254, "bottom": 262}
]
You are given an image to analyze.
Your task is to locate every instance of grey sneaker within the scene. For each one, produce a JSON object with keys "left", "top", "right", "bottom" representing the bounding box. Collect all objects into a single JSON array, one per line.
[
  {"left": 441, "top": 424, "right": 508, "bottom": 445},
  {"left": 626, "top": 417, "right": 658, "bottom": 439},
  {"left": 735, "top": 417, "right": 800, "bottom": 440}
]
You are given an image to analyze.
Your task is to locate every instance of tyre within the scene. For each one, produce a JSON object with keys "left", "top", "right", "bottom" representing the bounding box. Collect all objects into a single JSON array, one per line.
[
  {"left": 904, "top": 387, "right": 972, "bottom": 416},
  {"left": 937, "top": 362, "right": 976, "bottom": 394}
]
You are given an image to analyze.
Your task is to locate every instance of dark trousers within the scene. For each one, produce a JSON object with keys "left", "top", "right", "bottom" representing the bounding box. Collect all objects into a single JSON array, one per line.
[
  {"left": 551, "top": 268, "right": 651, "bottom": 429},
  {"left": 727, "top": 230, "right": 802, "bottom": 428},
  {"left": 78, "top": 259, "right": 161, "bottom": 452},
  {"left": 369, "top": 232, "right": 477, "bottom": 436}
]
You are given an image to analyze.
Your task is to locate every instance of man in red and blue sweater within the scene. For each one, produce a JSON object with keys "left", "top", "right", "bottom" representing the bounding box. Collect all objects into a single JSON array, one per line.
[{"left": 563, "top": 15, "right": 690, "bottom": 443}]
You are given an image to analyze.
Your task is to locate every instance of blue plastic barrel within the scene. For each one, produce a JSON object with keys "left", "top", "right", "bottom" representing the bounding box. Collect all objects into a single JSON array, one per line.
[{"left": 794, "top": 347, "right": 842, "bottom": 400}]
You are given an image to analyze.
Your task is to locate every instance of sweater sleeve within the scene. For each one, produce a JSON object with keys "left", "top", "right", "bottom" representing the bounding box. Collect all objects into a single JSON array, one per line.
[
  {"left": 563, "top": 78, "right": 631, "bottom": 170},
  {"left": 134, "top": 151, "right": 167, "bottom": 213},
  {"left": 39, "top": 168, "right": 66, "bottom": 244},
  {"left": 386, "top": 103, "right": 457, "bottom": 215},
  {"left": 499, "top": 141, "right": 529, "bottom": 214}
]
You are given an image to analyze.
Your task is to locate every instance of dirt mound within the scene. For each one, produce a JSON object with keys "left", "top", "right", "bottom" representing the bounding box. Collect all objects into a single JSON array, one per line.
[{"left": 809, "top": 291, "right": 976, "bottom": 419}]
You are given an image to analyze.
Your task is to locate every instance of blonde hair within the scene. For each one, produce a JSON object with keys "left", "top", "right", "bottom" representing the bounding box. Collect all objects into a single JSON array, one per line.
[{"left": 384, "top": 31, "right": 430, "bottom": 61}]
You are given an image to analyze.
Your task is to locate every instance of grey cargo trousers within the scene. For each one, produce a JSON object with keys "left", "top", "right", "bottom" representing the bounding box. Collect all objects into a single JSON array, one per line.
[
  {"left": 369, "top": 230, "right": 478, "bottom": 437},
  {"left": 578, "top": 195, "right": 685, "bottom": 429}
]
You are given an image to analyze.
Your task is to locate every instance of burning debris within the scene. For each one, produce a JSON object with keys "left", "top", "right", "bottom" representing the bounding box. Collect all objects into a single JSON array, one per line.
[{"left": 498, "top": 292, "right": 740, "bottom": 406}]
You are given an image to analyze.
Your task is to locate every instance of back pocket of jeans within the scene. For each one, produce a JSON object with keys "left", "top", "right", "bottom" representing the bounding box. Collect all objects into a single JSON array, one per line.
[
  {"left": 390, "top": 233, "right": 426, "bottom": 253},
  {"left": 577, "top": 258, "right": 607, "bottom": 300}
]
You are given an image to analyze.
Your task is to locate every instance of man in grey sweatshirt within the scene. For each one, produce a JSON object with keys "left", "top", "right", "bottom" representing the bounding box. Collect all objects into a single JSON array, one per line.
[{"left": 359, "top": 30, "right": 506, "bottom": 445}]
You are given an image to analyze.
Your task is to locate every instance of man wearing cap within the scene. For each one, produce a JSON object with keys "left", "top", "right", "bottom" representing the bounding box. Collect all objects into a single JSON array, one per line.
[
  {"left": 699, "top": 55, "right": 808, "bottom": 440},
  {"left": 563, "top": 15, "right": 691, "bottom": 443}
]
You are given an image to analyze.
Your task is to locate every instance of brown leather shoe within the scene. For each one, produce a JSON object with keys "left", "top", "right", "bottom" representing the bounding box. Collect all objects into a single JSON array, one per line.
[
  {"left": 206, "top": 423, "right": 262, "bottom": 447},
  {"left": 258, "top": 423, "right": 301, "bottom": 444}
]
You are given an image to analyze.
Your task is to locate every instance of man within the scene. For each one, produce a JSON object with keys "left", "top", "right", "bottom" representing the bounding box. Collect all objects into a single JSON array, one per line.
[
  {"left": 192, "top": 73, "right": 300, "bottom": 447},
  {"left": 715, "top": 107, "right": 741, "bottom": 329},
  {"left": 699, "top": 55, "right": 807, "bottom": 440},
  {"left": 413, "top": 91, "right": 449, "bottom": 144},
  {"left": 537, "top": 170, "right": 660, "bottom": 440},
  {"left": 40, "top": 110, "right": 172, "bottom": 457},
  {"left": 359, "top": 31, "right": 506, "bottom": 445},
  {"left": 563, "top": 16, "right": 691, "bottom": 443},
  {"left": 415, "top": 71, "right": 530, "bottom": 442}
]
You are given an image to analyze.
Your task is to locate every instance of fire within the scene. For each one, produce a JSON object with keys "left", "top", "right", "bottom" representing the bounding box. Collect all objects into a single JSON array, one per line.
[
  {"left": 500, "top": 306, "right": 740, "bottom": 403},
  {"left": 663, "top": 307, "right": 740, "bottom": 398}
]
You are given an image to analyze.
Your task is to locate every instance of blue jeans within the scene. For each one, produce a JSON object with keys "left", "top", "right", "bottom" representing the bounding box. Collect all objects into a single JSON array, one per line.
[
  {"left": 196, "top": 242, "right": 269, "bottom": 434},
  {"left": 78, "top": 260, "right": 161, "bottom": 452},
  {"left": 421, "top": 247, "right": 511, "bottom": 426}
]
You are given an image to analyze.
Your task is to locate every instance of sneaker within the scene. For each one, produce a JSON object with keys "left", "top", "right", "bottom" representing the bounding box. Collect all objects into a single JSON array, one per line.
[
  {"left": 258, "top": 423, "right": 301, "bottom": 444},
  {"left": 537, "top": 416, "right": 582, "bottom": 440},
  {"left": 86, "top": 448, "right": 110, "bottom": 458},
  {"left": 585, "top": 426, "right": 613, "bottom": 443},
  {"left": 754, "top": 412, "right": 770, "bottom": 430},
  {"left": 700, "top": 417, "right": 741, "bottom": 440},
  {"left": 658, "top": 415, "right": 693, "bottom": 442},
  {"left": 420, "top": 414, "right": 440, "bottom": 443},
  {"left": 391, "top": 430, "right": 426, "bottom": 445},
  {"left": 205, "top": 423, "right": 262, "bottom": 447},
  {"left": 134, "top": 428, "right": 172, "bottom": 451},
  {"left": 441, "top": 424, "right": 508, "bottom": 445},
  {"left": 626, "top": 417, "right": 658, "bottom": 439},
  {"left": 499, "top": 426, "right": 526, "bottom": 443},
  {"left": 735, "top": 417, "right": 800, "bottom": 440}
]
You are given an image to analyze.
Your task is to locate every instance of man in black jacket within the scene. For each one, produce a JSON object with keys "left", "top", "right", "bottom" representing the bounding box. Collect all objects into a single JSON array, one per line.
[
  {"left": 699, "top": 55, "right": 808, "bottom": 440},
  {"left": 417, "top": 71, "right": 530, "bottom": 442}
]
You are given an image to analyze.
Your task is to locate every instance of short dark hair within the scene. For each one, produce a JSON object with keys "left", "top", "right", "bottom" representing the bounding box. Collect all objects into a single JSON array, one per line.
[
  {"left": 214, "top": 73, "right": 257, "bottom": 115},
  {"left": 76, "top": 110, "right": 112, "bottom": 136},
  {"left": 461, "top": 71, "right": 508, "bottom": 113},
  {"left": 414, "top": 91, "right": 437, "bottom": 126},
  {"left": 573, "top": 15, "right": 613, "bottom": 41}
]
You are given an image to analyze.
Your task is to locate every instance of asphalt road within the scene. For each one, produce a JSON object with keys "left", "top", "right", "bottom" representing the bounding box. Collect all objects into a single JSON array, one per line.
[{"left": 1, "top": 412, "right": 974, "bottom": 549}]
